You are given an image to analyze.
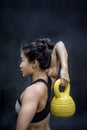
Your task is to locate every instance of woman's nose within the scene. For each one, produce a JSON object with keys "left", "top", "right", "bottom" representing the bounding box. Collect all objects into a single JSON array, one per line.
[{"left": 20, "top": 63, "right": 22, "bottom": 68}]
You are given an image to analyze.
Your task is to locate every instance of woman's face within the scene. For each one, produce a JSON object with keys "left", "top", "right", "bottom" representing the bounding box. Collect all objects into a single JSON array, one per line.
[{"left": 20, "top": 52, "right": 33, "bottom": 77}]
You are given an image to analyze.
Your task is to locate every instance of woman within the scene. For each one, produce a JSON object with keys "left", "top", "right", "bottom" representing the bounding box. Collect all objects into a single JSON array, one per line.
[{"left": 15, "top": 38, "right": 70, "bottom": 130}]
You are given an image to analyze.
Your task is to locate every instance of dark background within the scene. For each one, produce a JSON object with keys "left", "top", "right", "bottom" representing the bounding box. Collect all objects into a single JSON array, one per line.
[{"left": 0, "top": 0, "right": 87, "bottom": 130}]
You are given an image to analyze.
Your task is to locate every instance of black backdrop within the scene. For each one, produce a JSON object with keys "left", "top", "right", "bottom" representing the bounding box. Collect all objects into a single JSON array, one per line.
[{"left": 0, "top": 0, "right": 87, "bottom": 130}]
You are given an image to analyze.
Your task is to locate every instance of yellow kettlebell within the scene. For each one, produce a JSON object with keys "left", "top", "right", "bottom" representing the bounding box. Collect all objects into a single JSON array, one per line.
[{"left": 50, "top": 79, "right": 76, "bottom": 118}]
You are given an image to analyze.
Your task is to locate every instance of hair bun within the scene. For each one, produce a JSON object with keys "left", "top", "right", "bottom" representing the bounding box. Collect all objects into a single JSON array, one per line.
[
  {"left": 36, "top": 41, "right": 47, "bottom": 52},
  {"left": 36, "top": 38, "right": 54, "bottom": 50}
]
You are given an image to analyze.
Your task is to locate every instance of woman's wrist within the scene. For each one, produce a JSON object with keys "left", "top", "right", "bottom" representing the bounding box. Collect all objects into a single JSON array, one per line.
[{"left": 60, "top": 67, "right": 70, "bottom": 82}]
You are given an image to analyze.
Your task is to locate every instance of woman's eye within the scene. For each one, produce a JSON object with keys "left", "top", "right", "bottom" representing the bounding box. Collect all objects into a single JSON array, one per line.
[
  {"left": 21, "top": 59, "right": 24, "bottom": 61},
  {"left": 20, "top": 59, "right": 23, "bottom": 63}
]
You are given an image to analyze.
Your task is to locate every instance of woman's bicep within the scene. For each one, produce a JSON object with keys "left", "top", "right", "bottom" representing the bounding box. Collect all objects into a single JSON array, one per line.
[
  {"left": 19, "top": 101, "right": 37, "bottom": 121},
  {"left": 16, "top": 89, "right": 40, "bottom": 130}
]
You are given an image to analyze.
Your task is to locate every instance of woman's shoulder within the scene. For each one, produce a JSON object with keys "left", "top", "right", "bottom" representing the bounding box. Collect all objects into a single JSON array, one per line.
[{"left": 24, "top": 82, "right": 47, "bottom": 98}]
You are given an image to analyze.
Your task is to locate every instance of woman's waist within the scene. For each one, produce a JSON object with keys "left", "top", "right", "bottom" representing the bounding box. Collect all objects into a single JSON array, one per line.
[{"left": 28, "top": 113, "right": 50, "bottom": 130}]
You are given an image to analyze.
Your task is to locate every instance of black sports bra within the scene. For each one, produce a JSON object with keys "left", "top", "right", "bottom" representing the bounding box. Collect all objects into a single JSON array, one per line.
[{"left": 15, "top": 76, "right": 52, "bottom": 123}]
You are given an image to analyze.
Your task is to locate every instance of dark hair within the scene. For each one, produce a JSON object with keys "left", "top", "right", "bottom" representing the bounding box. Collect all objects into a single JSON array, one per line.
[
  {"left": 21, "top": 38, "right": 53, "bottom": 70},
  {"left": 36, "top": 38, "right": 54, "bottom": 50}
]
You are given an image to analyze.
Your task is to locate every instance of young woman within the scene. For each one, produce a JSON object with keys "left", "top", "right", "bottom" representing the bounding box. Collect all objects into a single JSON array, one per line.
[{"left": 15, "top": 38, "right": 70, "bottom": 130}]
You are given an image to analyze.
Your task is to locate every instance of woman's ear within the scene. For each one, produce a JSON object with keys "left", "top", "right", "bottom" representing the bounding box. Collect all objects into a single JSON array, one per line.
[{"left": 32, "top": 59, "right": 39, "bottom": 69}]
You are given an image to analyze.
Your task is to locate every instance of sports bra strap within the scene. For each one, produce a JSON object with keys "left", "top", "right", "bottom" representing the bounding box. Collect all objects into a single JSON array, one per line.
[{"left": 30, "top": 78, "right": 48, "bottom": 86}]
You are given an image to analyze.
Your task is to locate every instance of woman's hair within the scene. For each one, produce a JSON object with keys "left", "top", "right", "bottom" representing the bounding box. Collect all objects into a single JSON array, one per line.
[
  {"left": 21, "top": 38, "right": 54, "bottom": 70},
  {"left": 36, "top": 38, "right": 54, "bottom": 50}
]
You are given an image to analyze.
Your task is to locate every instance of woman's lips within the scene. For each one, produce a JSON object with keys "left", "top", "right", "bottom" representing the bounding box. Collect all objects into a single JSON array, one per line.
[{"left": 20, "top": 69, "right": 23, "bottom": 73}]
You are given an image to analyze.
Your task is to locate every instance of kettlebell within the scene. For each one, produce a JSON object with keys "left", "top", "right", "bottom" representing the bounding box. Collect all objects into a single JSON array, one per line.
[{"left": 50, "top": 79, "right": 76, "bottom": 118}]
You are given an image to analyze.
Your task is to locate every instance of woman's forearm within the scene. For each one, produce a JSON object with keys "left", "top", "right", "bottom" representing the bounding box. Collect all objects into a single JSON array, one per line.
[
  {"left": 55, "top": 41, "right": 68, "bottom": 68},
  {"left": 55, "top": 41, "right": 70, "bottom": 82}
]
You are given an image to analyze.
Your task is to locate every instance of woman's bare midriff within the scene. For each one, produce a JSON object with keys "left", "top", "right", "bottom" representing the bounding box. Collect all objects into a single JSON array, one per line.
[{"left": 27, "top": 113, "right": 51, "bottom": 130}]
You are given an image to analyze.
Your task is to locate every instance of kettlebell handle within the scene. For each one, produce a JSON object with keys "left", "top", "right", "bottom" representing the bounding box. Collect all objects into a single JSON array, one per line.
[{"left": 54, "top": 79, "right": 70, "bottom": 98}]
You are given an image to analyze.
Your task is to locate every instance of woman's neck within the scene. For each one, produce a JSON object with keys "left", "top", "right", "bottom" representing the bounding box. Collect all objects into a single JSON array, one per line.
[{"left": 32, "top": 70, "right": 47, "bottom": 81}]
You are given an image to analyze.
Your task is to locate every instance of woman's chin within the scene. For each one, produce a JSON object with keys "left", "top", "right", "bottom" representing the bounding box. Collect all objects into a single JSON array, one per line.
[
  {"left": 21, "top": 72, "right": 29, "bottom": 77},
  {"left": 22, "top": 73, "right": 26, "bottom": 77}
]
